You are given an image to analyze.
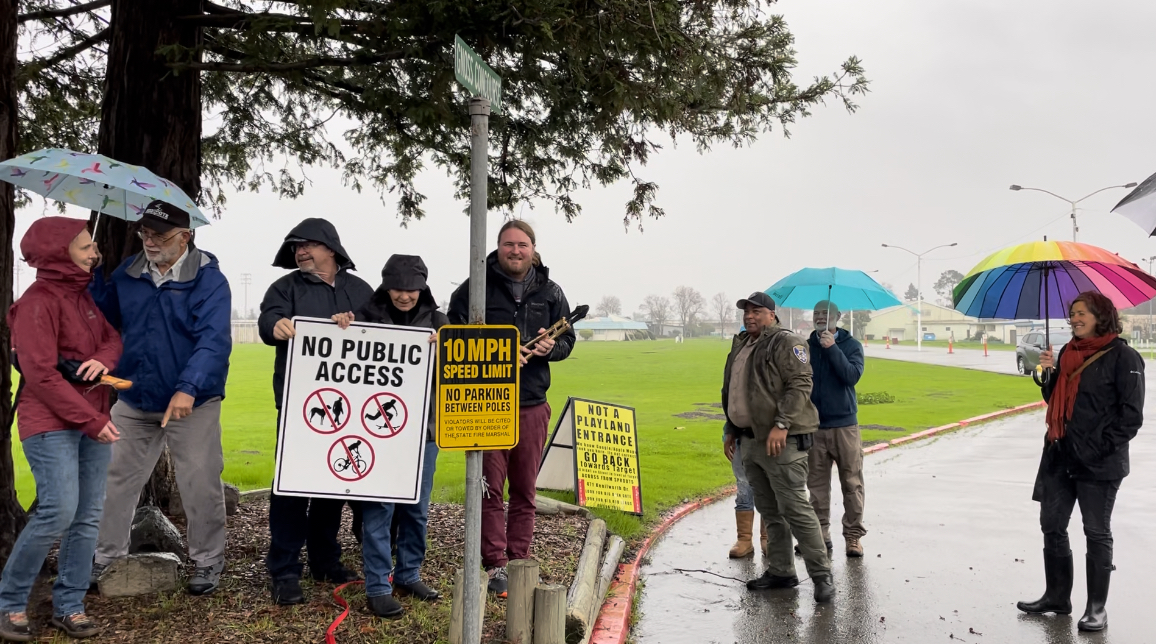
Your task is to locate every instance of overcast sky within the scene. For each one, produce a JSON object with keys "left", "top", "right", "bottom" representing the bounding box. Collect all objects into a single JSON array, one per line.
[{"left": 15, "top": 0, "right": 1156, "bottom": 320}]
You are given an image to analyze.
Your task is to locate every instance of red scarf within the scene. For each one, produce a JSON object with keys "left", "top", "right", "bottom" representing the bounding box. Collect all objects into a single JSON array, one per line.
[{"left": 1045, "top": 333, "right": 1117, "bottom": 443}]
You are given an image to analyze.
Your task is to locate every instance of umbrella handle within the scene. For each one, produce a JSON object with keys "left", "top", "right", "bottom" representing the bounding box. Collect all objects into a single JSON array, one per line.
[{"left": 91, "top": 213, "right": 101, "bottom": 239}]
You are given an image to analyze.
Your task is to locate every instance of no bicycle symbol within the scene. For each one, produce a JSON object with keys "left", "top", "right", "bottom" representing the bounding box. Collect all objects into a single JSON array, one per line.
[
  {"left": 361, "top": 392, "right": 408, "bottom": 439},
  {"left": 328, "top": 435, "right": 375, "bottom": 482},
  {"left": 303, "top": 388, "right": 351, "bottom": 434}
]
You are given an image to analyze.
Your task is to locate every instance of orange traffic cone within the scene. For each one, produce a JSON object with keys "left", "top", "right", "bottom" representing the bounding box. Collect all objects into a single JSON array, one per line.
[
  {"left": 983, "top": 337, "right": 988, "bottom": 357},
  {"left": 948, "top": 338, "right": 954, "bottom": 354},
  {"left": 885, "top": 336, "right": 891, "bottom": 350}
]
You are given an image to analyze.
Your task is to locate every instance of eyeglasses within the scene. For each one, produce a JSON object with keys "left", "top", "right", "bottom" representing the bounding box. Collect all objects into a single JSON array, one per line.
[
  {"left": 295, "top": 241, "right": 323, "bottom": 251},
  {"left": 136, "top": 229, "right": 186, "bottom": 245}
]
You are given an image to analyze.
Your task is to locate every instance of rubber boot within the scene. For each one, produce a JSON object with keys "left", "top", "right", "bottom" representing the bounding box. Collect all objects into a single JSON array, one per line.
[
  {"left": 759, "top": 518, "right": 768, "bottom": 555},
  {"left": 1017, "top": 550, "right": 1073, "bottom": 615},
  {"left": 1077, "top": 557, "right": 1112, "bottom": 632},
  {"left": 729, "top": 511, "right": 755, "bottom": 558}
]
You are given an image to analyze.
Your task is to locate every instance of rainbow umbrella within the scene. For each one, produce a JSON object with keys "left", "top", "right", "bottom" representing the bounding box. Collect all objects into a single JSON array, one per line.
[{"left": 953, "top": 241, "right": 1156, "bottom": 351}]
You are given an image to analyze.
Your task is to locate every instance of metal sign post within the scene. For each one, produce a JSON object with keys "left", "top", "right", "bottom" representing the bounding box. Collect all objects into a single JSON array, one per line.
[{"left": 456, "top": 34, "right": 502, "bottom": 644}]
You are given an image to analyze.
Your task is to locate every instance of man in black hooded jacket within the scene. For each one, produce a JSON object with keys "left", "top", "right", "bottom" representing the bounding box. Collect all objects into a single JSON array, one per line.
[{"left": 257, "top": 218, "right": 373, "bottom": 605}]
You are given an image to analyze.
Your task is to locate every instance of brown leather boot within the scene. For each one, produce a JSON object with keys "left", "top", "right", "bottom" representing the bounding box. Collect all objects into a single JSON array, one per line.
[
  {"left": 729, "top": 511, "right": 755, "bottom": 558},
  {"left": 760, "top": 518, "right": 768, "bottom": 555}
]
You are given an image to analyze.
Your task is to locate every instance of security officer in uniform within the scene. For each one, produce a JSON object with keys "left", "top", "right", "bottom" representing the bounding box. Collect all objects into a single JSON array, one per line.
[{"left": 722, "top": 292, "right": 834, "bottom": 603}]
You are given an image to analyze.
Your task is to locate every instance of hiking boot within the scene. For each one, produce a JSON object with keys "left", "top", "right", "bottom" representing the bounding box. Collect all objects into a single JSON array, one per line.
[
  {"left": 88, "top": 562, "right": 107, "bottom": 592},
  {"left": 367, "top": 594, "right": 404, "bottom": 619},
  {"left": 813, "top": 575, "right": 836, "bottom": 603},
  {"left": 0, "top": 611, "right": 32, "bottom": 642},
  {"left": 794, "top": 541, "right": 834, "bottom": 557},
  {"left": 729, "top": 511, "right": 755, "bottom": 559},
  {"left": 311, "top": 566, "right": 359, "bottom": 584},
  {"left": 746, "top": 570, "right": 799, "bottom": 591},
  {"left": 846, "top": 537, "right": 864, "bottom": 558},
  {"left": 188, "top": 562, "right": 224, "bottom": 596},
  {"left": 1017, "top": 551, "right": 1073, "bottom": 615},
  {"left": 51, "top": 612, "right": 101, "bottom": 639},
  {"left": 271, "top": 576, "right": 305, "bottom": 605},
  {"left": 1077, "top": 557, "right": 1112, "bottom": 632},
  {"left": 759, "top": 520, "right": 768, "bottom": 555},
  {"left": 395, "top": 580, "right": 439, "bottom": 601},
  {"left": 487, "top": 566, "right": 509, "bottom": 598}
]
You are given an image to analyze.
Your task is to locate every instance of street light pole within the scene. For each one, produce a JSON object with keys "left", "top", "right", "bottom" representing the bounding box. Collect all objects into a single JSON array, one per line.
[
  {"left": 240, "top": 273, "right": 252, "bottom": 319},
  {"left": 882, "top": 243, "right": 958, "bottom": 352},
  {"left": 1009, "top": 182, "right": 1137, "bottom": 243}
]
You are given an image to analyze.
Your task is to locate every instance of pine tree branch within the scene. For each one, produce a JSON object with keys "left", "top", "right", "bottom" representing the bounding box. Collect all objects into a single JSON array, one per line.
[
  {"left": 176, "top": 49, "right": 405, "bottom": 72},
  {"left": 18, "top": 0, "right": 112, "bottom": 23},
  {"left": 18, "top": 27, "right": 111, "bottom": 74}
]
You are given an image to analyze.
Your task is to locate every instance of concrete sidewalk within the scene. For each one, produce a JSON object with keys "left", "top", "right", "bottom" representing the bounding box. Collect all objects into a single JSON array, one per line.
[{"left": 634, "top": 411, "right": 1156, "bottom": 643}]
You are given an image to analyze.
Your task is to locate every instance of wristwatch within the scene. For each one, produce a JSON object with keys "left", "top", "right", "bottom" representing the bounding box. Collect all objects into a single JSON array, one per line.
[{"left": 775, "top": 421, "right": 788, "bottom": 430}]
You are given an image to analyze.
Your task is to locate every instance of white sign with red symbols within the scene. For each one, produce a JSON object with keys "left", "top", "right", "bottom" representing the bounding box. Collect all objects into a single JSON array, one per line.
[{"left": 273, "top": 317, "right": 435, "bottom": 503}]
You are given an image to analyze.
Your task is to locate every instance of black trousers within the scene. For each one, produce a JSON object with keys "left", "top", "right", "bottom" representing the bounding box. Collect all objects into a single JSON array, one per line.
[
  {"left": 1038, "top": 468, "right": 1121, "bottom": 564},
  {"left": 266, "top": 409, "right": 347, "bottom": 579}
]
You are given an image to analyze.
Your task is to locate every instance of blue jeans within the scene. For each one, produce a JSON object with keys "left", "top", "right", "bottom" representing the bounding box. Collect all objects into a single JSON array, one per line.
[
  {"left": 362, "top": 440, "right": 438, "bottom": 597},
  {"left": 0, "top": 431, "right": 110, "bottom": 617},
  {"left": 725, "top": 434, "right": 754, "bottom": 512}
]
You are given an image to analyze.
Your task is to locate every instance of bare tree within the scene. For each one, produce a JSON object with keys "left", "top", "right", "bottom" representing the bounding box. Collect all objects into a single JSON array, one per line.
[
  {"left": 640, "top": 295, "right": 673, "bottom": 335},
  {"left": 673, "top": 286, "right": 706, "bottom": 337},
  {"left": 712, "top": 292, "right": 731, "bottom": 339},
  {"left": 596, "top": 295, "right": 623, "bottom": 317}
]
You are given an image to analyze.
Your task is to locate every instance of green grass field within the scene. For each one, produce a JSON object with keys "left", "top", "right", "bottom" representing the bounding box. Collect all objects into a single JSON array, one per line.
[{"left": 10, "top": 339, "right": 1039, "bottom": 537}]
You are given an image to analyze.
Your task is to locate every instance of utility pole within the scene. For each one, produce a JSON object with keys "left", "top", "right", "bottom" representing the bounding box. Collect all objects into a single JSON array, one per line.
[
  {"left": 13, "top": 261, "right": 21, "bottom": 298},
  {"left": 240, "top": 273, "right": 252, "bottom": 319},
  {"left": 1009, "top": 182, "right": 1137, "bottom": 243}
]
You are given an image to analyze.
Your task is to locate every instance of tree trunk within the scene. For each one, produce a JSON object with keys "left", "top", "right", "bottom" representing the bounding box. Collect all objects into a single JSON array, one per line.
[
  {"left": 0, "top": 0, "right": 28, "bottom": 570},
  {"left": 95, "top": 0, "right": 204, "bottom": 514}
]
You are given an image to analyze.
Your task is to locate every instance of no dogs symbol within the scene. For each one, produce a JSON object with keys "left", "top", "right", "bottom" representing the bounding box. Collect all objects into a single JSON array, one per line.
[
  {"left": 328, "top": 435, "right": 374, "bottom": 482},
  {"left": 361, "top": 392, "right": 408, "bottom": 439},
  {"left": 303, "top": 388, "right": 351, "bottom": 434}
]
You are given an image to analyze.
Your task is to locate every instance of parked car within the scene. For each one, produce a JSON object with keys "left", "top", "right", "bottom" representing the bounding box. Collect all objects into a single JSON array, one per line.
[{"left": 1016, "top": 330, "right": 1072, "bottom": 375}]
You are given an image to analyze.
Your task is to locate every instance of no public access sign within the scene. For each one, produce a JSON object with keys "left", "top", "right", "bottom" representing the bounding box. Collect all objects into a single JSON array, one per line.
[
  {"left": 437, "top": 325, "right": 520, "bottom": 450},
  {"left": 274, "top": 317, "right": 435, "bottom": 503}
]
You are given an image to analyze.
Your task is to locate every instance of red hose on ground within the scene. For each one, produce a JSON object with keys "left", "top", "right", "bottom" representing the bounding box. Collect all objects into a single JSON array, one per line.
[{"left": 326, "top": 580, "right": 365, "bottom": 644}]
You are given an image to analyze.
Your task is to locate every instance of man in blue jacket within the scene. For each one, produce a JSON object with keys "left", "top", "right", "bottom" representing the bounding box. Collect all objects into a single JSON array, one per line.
[
  {"left": 807, "top": 301, "right": 866, "bottom": 558},
  {"left": 90, "top": 201, "right": 233, "bottom": 595}
]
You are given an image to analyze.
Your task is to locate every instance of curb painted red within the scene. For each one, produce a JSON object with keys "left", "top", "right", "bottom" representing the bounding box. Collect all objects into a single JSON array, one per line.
[{"left": 588, "top": 400, "right": 1047, "bottom": 644}]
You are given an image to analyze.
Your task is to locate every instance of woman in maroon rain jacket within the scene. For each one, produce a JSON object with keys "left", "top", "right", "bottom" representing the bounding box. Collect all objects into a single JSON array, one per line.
[{"left": 0, "top": 217, "right": 122, "bottom": 641}]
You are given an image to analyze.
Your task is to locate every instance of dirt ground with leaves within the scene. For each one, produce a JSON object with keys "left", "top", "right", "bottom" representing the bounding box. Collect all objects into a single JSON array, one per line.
[{"left": 21, "top": 499, "right": 590, "bottom": 643}]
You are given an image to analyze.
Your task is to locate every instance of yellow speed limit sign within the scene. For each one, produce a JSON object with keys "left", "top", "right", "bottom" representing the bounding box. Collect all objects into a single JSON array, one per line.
[{"left": 436, "top": 325, "right": 520, "bottom": 450}]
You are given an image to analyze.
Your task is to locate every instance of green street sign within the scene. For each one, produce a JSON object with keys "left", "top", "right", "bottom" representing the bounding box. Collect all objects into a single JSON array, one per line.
[{"left": 454, "top": 35, "right": 503, "bottom": 114}]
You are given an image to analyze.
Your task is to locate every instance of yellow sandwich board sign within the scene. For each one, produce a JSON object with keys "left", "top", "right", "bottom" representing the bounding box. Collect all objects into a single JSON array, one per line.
[
  {"left": 436, "top": 325, "right": 520, "bottom": 450},
  {"left": 537, "top": 398, "right": 643, "bottom": 516}
]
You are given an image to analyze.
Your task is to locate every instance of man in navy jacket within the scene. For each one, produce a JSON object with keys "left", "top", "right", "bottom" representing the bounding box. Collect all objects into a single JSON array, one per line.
[
  {"left": 807, "top": 301, "right": 867, "bottom": 558},
  {"left": 90, "top": 201, "right": 232, "bottom": 596}
]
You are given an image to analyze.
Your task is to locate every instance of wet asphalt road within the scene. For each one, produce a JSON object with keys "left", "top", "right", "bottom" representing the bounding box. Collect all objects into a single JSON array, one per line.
[
  {"left": 634, "top": 409, "right": 1156, "bottom": 643},
  {"left": 863, "top": 343, "right": 1022, "bottom": 376}
]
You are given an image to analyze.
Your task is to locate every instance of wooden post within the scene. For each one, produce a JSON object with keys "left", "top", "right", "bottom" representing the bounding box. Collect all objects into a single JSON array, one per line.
[
  {"left": 450, "top": 568, "right": 488, "bottom": 644},
  {"left": 579, "top": 536, "right": 626, "bottom": 644},
  {"left": 565, "top": 519, "right": 607, "bottom": 643},
  {"left": 507, "top": 559, "right": 540, "bottom": 644},
  {"left": 533, "top": 584, "right": 567, "bottom": 644}
]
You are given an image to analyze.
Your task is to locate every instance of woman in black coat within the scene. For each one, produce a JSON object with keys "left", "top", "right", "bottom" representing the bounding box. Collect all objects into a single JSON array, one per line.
[
  {"left": 1017, "top": 291, "right": 1144, "bottom": 632},
  {"left": 333, "top": 255, "right": 447, "bottom": 618}
]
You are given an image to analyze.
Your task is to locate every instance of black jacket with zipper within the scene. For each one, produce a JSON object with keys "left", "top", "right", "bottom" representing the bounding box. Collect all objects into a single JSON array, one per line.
[
  {"left": 1037, "top": 337, "right": 1144, "bottom": 483},
  {"left": 447, "top": 252, "right": 575, "bottom": 407},
  {"left": 258, "top": 219, "right": 373, "bottom": 407}
]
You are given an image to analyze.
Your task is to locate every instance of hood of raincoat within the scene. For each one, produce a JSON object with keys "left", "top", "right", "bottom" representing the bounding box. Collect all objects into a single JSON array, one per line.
[
  {"left": 21, "top": 216, "right": 92, "bottom": 291},
  {"left": 272, "top": 218, "right": 356, "bottom": 271}
]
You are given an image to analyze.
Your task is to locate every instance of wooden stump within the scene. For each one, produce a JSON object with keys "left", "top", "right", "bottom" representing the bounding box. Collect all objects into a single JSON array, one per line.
[
  {"left": 565, "top": 519, "right": 607, "bottom": 643},
  {"left": 507, "top": 559, "right": 540, "bottom": 644},
  {"left": 533, "top": 584, "right": 567, "bottom": 644},
  {"left": 449, "top": 568, "right": 488, "bottom": 644}
]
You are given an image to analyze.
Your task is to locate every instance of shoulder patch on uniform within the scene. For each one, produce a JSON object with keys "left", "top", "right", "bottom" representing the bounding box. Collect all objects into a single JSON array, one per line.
[{"left": 792, "top": 345, "right": 809, "bottom": 364}]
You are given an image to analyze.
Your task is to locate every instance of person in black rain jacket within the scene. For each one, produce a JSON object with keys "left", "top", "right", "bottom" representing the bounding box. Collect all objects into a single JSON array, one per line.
[
  {"left": 1017, "top": 291, "right": 1144, "bottom": 633},
  {"left": 257, "top": 218, "right": 373, "bottom": 605}
]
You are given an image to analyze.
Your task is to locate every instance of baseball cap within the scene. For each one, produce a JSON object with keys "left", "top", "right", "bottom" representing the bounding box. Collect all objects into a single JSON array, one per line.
[
  {"left": 736, "top": 292, "right": 777, "bottom": 311},
  {"left": 138, "top": 200, "right": 191, "bottom": 233}
]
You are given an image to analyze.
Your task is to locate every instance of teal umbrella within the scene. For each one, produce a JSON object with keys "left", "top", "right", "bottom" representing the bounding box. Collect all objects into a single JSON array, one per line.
[
  {"left": 0, "top": 147, "right": 209, "bottom": 236},
  {"left": 766, "top": 267, "right": 901, "bottom": 311}
]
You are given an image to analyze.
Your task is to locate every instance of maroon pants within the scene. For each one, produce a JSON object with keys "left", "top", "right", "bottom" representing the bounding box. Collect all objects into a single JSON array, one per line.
[{"left": 482, "top": 402, "right": 551, "bottom": 568}]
